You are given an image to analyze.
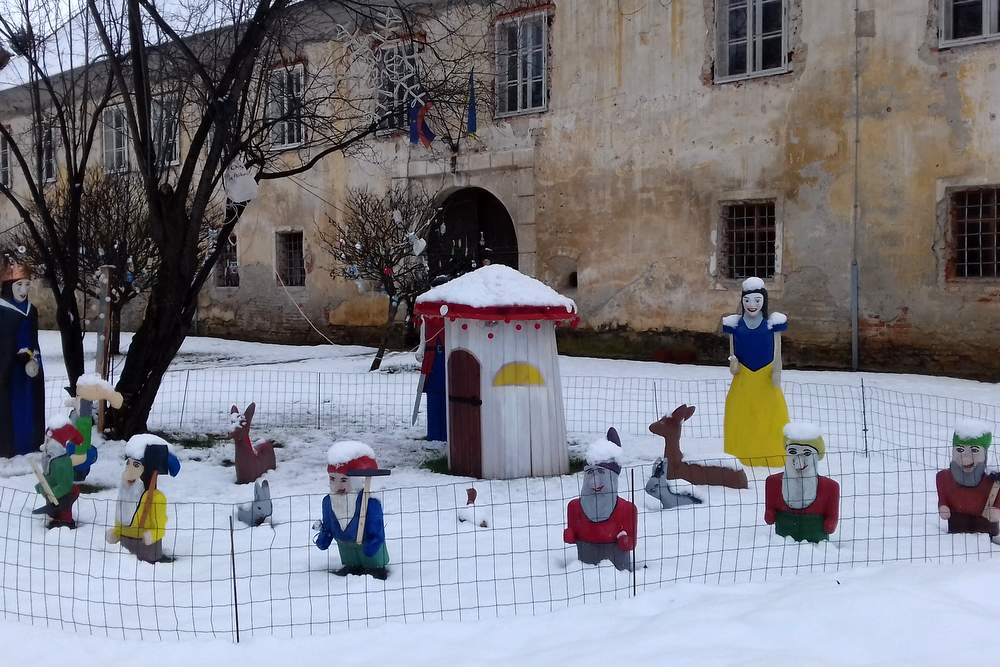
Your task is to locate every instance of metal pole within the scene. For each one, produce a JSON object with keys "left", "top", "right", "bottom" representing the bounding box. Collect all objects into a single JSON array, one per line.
[
  {"left": 850, "top": 0, "right": 862, "bottom": 371},
  {"left": 229, "top": 516, "right": 240, "bottom": 643},
  {"left": 631, "top": 467, "right": 637, "bottom": 597},
  {"left": 95, "top": 265, "right": 115, "bottom": 431}
]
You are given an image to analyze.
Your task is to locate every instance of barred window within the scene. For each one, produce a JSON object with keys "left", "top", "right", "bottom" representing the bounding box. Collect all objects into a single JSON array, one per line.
[
  {"left": 496, "top": 11, "right": 549, "bottom": 117},
  {"left": 716, "top": 0, "right": 787, "bottom": 82},
  {"left": 377, "top": 42, "right": 419, "bottom": 132},
  {"left": 152, "top": 94, "right": 180, "bottom": 167},
  {"left": 940, "top": 0, "right": 1000, "bottom": 45},
  {"left": 102, "top": 106, "right": 129, "bottom": 173},
  {"left": 215, "top": 233, "right": 240, "bottom": 288},
  {"left": 276, "top": 231, "right": 305, "bottom": 287},
  {"left": 0, "top": 134, "right": 10, "bottom": 189},
  {"left": 722, "top": 200, "right": 777, "bottom": 280},
  {"left": 951, "top": 187, "right": 1000, "bottom": 278},
  {"left": 268, "top": 65, "right": 304, "bottom": 149}
]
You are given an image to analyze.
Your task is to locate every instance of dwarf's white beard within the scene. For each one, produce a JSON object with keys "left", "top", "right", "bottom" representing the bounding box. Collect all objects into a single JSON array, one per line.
[
  {"left": 43, "top": 440, "right": 65, "bottom": 460},
  {"left": 331, "top": 493, "right": 353, "bottom": 531},
  {"left": 116, "top": 480, "right": 144, "bottom": 526},
  {"left": 782, "top": 465, "right": 818, "bottom": 509}
]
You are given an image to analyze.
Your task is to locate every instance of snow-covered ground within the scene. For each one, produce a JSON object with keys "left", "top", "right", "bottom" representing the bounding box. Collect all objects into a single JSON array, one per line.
[{"left": 0, "top": 332, "right": 998, "bottom": 663}]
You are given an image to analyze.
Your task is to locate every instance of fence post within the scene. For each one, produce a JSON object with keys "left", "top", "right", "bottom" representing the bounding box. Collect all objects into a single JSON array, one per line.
[
  {"left": 631, "top": 467, "right": 637, "bottom": 597},
  {"left": 178, "top": 370, "right": 191, "bottom": 430},
  {"left": 316, "top": 374, "right": 322, "bottom": 429},
  {"left": 652, "top": 381, "right": 659, "bottom": 422},
  {"left": 860, "top": 378, "right": 870, "bottom": 457},
  {"left": 229, "top": 516, "right": 240, "bottom": 643}
]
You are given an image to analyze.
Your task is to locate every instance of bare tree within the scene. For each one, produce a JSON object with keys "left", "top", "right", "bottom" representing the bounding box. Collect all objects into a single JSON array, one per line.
[
  {"left": 317, "top": 185, "right": 441, "bottom": 371},
  {"left": 0, "top": 0, "right": 505, "bottom": 436}
]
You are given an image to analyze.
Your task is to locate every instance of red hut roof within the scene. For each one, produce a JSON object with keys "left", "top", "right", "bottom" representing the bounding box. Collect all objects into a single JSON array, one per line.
[{"left": 414, "top": 265, "right": 578, "bottom": 322}]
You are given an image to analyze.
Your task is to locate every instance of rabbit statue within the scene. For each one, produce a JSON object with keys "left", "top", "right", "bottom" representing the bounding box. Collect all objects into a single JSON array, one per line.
[
  {"left": 236, "top": 479, "right": 273, "bottom": 527},
  {"left": 644, "top": 458, "right": 701, "bottom": 509},
  {"left": 230, "top": 403, "right": 277, "bottom": 484}
]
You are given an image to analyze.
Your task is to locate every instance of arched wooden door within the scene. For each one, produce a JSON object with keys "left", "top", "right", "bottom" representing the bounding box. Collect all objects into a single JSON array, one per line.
[{"left": 447, "top": 349, "right": 482, "bottom": 478}]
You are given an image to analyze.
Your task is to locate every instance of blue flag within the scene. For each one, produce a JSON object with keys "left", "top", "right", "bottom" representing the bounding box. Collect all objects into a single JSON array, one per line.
[{"left": 467, "top": 70, "right": 477, "bottom": 137}]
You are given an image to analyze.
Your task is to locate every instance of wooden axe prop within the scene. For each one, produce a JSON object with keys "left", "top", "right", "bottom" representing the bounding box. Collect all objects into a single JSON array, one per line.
[
  {"left": 348, "top": 468, "right": 391, "bottom": 545},
  {"left": 649, "top": 404, "right": 749, "bottom": 490}
]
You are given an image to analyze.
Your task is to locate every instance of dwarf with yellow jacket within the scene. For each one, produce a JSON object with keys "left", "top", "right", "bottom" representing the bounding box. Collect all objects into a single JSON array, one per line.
[{"left": 106, "top": 435, "right": 180, "bottom": 563}]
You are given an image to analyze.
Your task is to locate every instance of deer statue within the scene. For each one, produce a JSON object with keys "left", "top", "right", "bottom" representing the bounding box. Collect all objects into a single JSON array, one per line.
[
  {"left": 648, "top": 404, "right": 749, "bottom": 490},
  {"left": 230, "top": 403, "right": 277, "bottom": 484}
]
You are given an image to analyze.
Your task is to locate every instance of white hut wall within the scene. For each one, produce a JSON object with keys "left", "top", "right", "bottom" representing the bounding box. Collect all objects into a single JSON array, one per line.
[{"left": 526, "top": 322, "right": 569, "bottom": 477}]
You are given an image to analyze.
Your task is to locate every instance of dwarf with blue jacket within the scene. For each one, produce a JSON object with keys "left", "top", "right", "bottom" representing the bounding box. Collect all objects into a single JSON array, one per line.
[{"left": 313, "top": 441, "right": 390, "bottom": 580}]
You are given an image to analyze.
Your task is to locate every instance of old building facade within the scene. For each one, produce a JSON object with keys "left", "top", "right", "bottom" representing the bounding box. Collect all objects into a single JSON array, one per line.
[{"left": 4, "top": 0, "right": 1000, "bottom": 378}]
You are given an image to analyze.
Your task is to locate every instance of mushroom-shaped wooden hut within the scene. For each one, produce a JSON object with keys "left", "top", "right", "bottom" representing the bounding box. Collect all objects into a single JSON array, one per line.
[{"left": 414, "top": 265, "right": 578, "bottom": 479}]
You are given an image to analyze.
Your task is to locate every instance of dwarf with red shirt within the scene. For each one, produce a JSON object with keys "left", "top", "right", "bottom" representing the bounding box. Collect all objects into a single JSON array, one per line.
[
  {"left": 564, "top": 428, "right": 637, "bottom": 571},
  {"left": 936, "top": 421, "right": 1000, "bottom": 543},
  {"left": 764, "top": 423, "right": 840, "bottom": 543}
]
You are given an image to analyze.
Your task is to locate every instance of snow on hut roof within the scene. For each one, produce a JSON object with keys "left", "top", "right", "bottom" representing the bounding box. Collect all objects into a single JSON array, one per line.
[{"left": 414, "top": 265, "right": 577, "bottom": 321}]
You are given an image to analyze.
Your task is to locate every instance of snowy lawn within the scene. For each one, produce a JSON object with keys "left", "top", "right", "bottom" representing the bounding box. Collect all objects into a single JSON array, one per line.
[
  {"left": 0, "top": 332, "right": 997, "bottom": 647},
  {"left": 2, "top": 558, "right": 999, "bottom": 666}
]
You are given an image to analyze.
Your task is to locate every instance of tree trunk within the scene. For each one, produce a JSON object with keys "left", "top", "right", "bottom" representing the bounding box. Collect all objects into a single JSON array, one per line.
[
  {"left": 369, "top": 299, "right": 401, "bottom": 372},
  {"left": 52, "top": 287, "right": 86, "bottom": 395}
]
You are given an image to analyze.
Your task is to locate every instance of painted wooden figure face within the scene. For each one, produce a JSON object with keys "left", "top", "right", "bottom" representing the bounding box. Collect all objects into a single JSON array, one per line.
[
  {"left": 10, "top": 278, "right": 30, "bottom": 303},
  {"left": 951, "top": 445, "right": 987, "bottom": 487},
  {"left": 580, "top": 464, "right": 619, "bottom": 522},
  {"left": 122, "top": 458, "right": 144, "bottom": 485},
  {"left": 782, "top": 443, "right": 819, "bottom": 509},
  {"left": 741, "top": 292, "right": 764, "bottom": 317},
  {"left": 329, "top": 472, "right": 352, "bottom": 496}
]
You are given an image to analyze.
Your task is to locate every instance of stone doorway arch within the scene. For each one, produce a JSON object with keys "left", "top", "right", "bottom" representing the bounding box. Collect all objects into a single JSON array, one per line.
[{"left": 427, "top": 187, "right": 518, "bottom": 280}]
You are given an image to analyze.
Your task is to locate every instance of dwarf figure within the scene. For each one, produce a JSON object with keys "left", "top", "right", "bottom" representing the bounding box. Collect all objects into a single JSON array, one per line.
[
  {"left": 936, "top": 420, "right": 1000, "bottom": 543},
  {"left": 106, "top": 435, "right": 181, "bottom": 563},
  {"left": 764, "top": 423, "right": 840, "bottom": 543},
  {"left": 314, "top": 441, "right": 390, "bottom": 580},
  {"left": 31, "top": 423, "right": 86, "bottom": 529},
  {"left": 0, "top": 260, "right": 45, "bottom": 458},
  {"left": 564, "top": 428, "right": 638, "bottom": 571}
]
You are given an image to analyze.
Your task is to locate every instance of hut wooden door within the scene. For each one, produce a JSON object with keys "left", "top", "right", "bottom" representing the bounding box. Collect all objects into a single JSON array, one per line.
[{"left": 447, "top": 350, "right": 482, "bottom": 477}]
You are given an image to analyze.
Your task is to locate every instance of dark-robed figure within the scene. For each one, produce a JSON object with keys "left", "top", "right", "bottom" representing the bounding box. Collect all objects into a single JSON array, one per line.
[{"left": 0, "top": 261, "right": 45, "bottom": 458}]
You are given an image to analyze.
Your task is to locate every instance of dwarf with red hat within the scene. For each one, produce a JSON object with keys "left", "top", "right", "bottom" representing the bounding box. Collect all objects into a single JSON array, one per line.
[
  {"left": 313, "top": 441, "right": 390, "bottom": 580},
  {"left": 31, "top": 419, "right": 90, "bottom": 528}
]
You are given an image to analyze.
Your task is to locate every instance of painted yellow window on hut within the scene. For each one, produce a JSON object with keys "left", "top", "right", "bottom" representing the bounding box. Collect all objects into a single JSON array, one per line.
[{"left": 492, "top": 362, "right": 545, "bottom": 386}]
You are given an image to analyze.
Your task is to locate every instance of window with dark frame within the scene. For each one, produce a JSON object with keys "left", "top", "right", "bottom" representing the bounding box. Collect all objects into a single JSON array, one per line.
[
  {"left": 276, "top": 231, "right": 306, "bottom": 287},
  {"left": 716, "top": 0, "right": 787, "bottom": 81},
  {"left": 152, "top": 94, "right": 181, "bottom": 167},
  {"left": 951, "top": 187, "right": 1000, "bottom": 279},
  {"left": 376, "top": 41, "right": 419, "bottom": 132},
  {"left": 496, "top": 10, "right": 549, "bottom": 117},
  {"left": 0, "top": 134, "right": 10, "bottom": 189},
  {"left": 102, "top": 106, "right": 129, "bottom": 173},
  {"left": 215, "top": 233, "right": 240, "bottom": 288},
  {"left": 722, "top": 200, "right": 777, "bottom": 280},
  {"left": 268, "top": 65, "right": 304, "bottom": 149},
  {"left": 940, "top": 0, "right": 1000, "bottom": 44},
  {"left": 39, "top": 125, "right": 55, "bottom": 182}
]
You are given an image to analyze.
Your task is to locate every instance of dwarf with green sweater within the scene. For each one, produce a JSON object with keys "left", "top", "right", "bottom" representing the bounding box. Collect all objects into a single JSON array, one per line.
[
  {"left": 936, "top": 420, "right": 1000, "bottom": 543},
  {"left": 764, "top": 423, "right": 840, "bottom": 543}
]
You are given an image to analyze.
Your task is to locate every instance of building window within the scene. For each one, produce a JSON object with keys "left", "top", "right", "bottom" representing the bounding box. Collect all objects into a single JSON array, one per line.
[
  {"left": 377, "top": 41, "right": 420, "bottom": 132},
  {"left": 103, "top": 107, "right": 129, "bottom": 173},
  {"left": 940, "top": 0, "right": 1000, "bottom": 45},
  {"left": 215, "top": 233, "right": 240, "bottom": 288},
  {"left": 951, "top": 187, "right": 1000, "bottom": 278},
  {"left": 721, "top": 200, "right": 777, "bottom": 280},
  {"left": 0, "top": 134, "right": 11, "bottom": 189},
  {"left": 276, "top": 231, "right": 305, "bottom": 287},
  {"left": 495, "top": 10, "right": 550, "bottom": 117},
  {"left": 39, "top": 125, "right": 55, "bottom": 182},
  {"left": 152, "top": 95, "right": 180, "bottom": 167},
  {"left": 268, "top": 65, "right": 304, "bottom": 149},
  {"left": 715, "top": 0, "right": 787, "bottom": 82}
]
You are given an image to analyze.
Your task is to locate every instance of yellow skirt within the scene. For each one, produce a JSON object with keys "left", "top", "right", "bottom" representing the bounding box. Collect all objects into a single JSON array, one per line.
[{"left": 724, "top": 363, "right": 788, "bottom": 467}]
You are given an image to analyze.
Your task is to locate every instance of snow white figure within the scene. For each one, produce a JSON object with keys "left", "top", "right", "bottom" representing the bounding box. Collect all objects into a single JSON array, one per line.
[
  {"left": 722, "top": 277, "right": 788, "bottom": 466},
  {"left": 0, "top": 260, "right": 45, "bottom": 458}
]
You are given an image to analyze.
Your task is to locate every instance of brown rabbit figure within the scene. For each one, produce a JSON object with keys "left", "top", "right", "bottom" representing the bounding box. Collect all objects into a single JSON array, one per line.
[{"left": 230, "top": 403, "right": 277, "bottom": 484}]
